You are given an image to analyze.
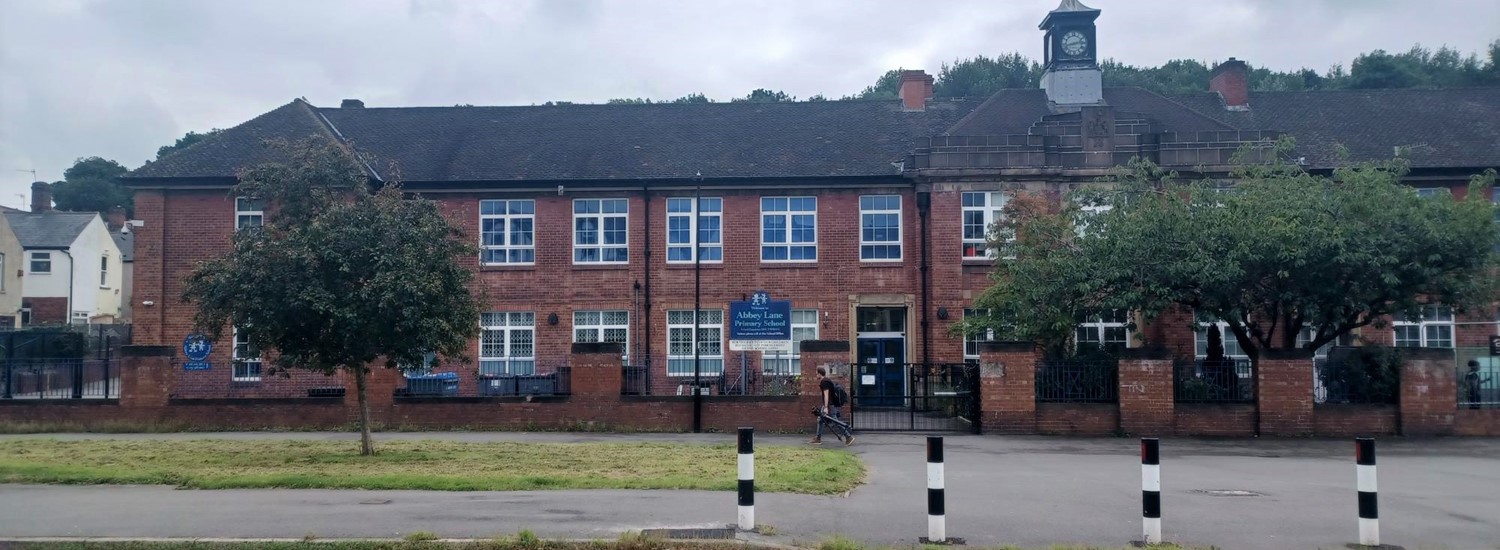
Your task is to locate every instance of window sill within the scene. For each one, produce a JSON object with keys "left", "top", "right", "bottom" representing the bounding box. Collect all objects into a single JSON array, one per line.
[
  {"left": 665, "top": 263, "right": 724, "bottom": 269},
  {"left": 859, "top": 261, "right": 905, "bottom": 267},
  {"left": 759, "top": 262, "right": 819, "bottom": 269},
  {"left": 479, "top": 265, "right": 536, "bottom": 272},
  {"left": 571, "top": 264, "right": 631, "bottom": 271}
]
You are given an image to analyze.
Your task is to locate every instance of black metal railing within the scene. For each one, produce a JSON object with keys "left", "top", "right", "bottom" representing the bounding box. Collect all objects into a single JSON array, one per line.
[
  {"left": 1174, "top": 358, "right": 1255, "bottom": 403},
  {"left": 1460, "top": 360, "right": 1499, "bottom": 410},
  {"left": 849, "top": 363, "right": 980, "bottom": 433},
  {"left": 1, "top": 359, "right": 119, "bottom": 399},
  {"left": 1314, "top": 357, "right": 1399, "bottom": 405},
  {"left": 622, "top": 365, "right": 650, "bottom": 395},
  {"left": 1036, "top": 359, "right": 1119, "bottom": 403}
]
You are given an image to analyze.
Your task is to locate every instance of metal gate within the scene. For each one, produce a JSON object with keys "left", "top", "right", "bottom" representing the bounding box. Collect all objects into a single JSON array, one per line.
[{"left": 849, "top": 362, "right": 980, "bottom": 432}]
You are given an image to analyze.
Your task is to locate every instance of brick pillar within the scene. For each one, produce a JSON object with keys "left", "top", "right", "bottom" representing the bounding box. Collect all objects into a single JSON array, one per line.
[
  {"left": 119, "top": 345, "right": 174, "bottom": 408},
  {"left": 1257, "top": 349, "right": 1315, "bottom": 436},
  {"left": 979, "top": 341, "right": 1037, "bottom": 434},
  {"left": 570, "top": 342, "right": 625, "bottom": 397},
  {"left": 800, "top": 340, "right": 851, "bottom": 402},
  {"left": 1399, "top": 347, "right": 1457, "bottom": 436},
  {"left": 1118, "top": 347, "right": 1174, "bottom": 436},
  {"left": 131, "top": 190, "right": 166, "bottom": 345}
]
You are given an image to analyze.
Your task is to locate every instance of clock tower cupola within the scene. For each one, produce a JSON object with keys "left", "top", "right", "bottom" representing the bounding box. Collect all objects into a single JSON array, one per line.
[{"left": 1039, "top": 0, "right": 1103, "bottom": 106}]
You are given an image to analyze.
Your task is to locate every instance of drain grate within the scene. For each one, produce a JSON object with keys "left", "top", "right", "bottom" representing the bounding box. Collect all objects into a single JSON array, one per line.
[
  {"left": 1194, "top": 489, "right": 1264, "bottom": 497},
  {"left": 641, "top": 528, "right": 737, "bottom": 540}
]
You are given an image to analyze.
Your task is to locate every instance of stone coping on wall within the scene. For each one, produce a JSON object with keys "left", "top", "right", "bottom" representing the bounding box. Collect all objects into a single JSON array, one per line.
[
  {"left": 168, "top": 397, "right": 346, "bottom": 406},
  {"left": 1260, "top": 348, "right": 1316, "bottom": 360},
  {"left": 622, "top": 395, "right": 801, "bottom": 403},
  {"left": 393, "top": 396, "right": 572, "bottom": 404},
  {"left": 979, "top": 341, "right": 1035, "bottom": 354},
  {"left": 571, "top": 342, "right": 625, "bottom": 355},
  {"left": 1117, "top": 347, "right": 1172, "bottom": 360},
  {"left": 0, "top": 399, "right": 120, "bottom": 406},
  {"left": 1394, "top": 347, "right": 1456, "bottom": 361}
]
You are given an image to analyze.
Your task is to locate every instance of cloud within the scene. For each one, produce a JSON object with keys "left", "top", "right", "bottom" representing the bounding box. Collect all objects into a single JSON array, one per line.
[{"left": 1, "top": 0, "right": 1495, "bottom": 209}]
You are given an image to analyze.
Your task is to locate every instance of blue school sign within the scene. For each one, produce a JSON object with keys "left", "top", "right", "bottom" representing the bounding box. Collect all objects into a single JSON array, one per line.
[
  {"left": 729, "top": 290, "right": 792, "bottom": 351},
  {"left": 183, "top": 332, "right": 212, "bottom": 371}
]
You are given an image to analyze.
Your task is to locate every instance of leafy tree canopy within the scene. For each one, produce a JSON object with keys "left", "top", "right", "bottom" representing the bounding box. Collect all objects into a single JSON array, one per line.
[
  {"left": 181, "top": 139, "right": 482, "bottom": 454},
  {"left": 50, "top": 157, "right": 131, "bottom": 216},
  {"left": 156, "top": 129, "right": 224, "bottom": 160},
  {"left": 969, "top": 140, "right": 1500, "bottom": 363},
  {"left": 733, "top": 88, "right": 795, "bottom": 103}
]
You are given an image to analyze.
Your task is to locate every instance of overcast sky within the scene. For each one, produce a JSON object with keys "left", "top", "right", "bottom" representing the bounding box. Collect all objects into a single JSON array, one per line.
[{"left": 2, "top": 0, "right": 1496, "bottom": 210}]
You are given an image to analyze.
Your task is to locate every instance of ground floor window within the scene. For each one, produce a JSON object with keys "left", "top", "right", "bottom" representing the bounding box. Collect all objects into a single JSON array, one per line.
[
  {"left": 480, "top": 312, "right": 536, "bottom": 375},
  {"left": 762, "top": 309, "right": 817, "bottom": 375},
  {"left": 963, "top": 308, "right": 998, "bottom": 360},
  {"left": 1195, "top": 315, "right": 1247, "bottom": 358},
  {"left": 667, "top": 309, "right": 723, "bottom": 376},
  {"left": 1393, "top": 305, "right": 1453, "bottom": 348},
  {"left": 574, "top": 310, "right": 629, "bottom": 358},
  {"left": 232, "top": 328, "right": 262, "bottom": 382},
  {"left": 1076, "top": 310, "right": 1129, "bottom": 353}
]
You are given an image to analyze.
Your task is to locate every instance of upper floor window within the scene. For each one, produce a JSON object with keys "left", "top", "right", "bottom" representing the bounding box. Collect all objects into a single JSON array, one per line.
[
  {"left": 667, "top": 197, "right": 722, "bottom": 263},
  {"left": 574, "top": 310, "right": 630, "bottom": 358},
  {"left": 1077, "top": 310, "right": 1129, "bottom": 352},
  {"left": 232, "top": 327, "right": 262, "bottom": 382},
  {"left": 480, "top": 312, "right": 536, "bottom": 375},
  {"left": 235, "top": 197, "right": 264, "bottom": 230},
  {"left": 480, "top": 199, "right": 535, "bottom": 265},
  {"left": 859, "top": 195, "right": 902, "bottom": 261},
  {"left": 763, "top": 309, "right": 818, "bottom": 375},
  {"left": 761, "top": 197, "right": 817, "bottom": 262},
  {"left": 573, "top": 199, "right": 629, "bottom": 264},
  {"left": 99, "top": 255, "right": 109, "bottom": 287},
  {"left": 1394, "top": 305, "right": 1453, "bottom": 348},
  {"left": 962, "top": 192, "right": 1007, "bottom": 260},
  {"left": 1414, "top": 187, "right": 1451, "bottom": 199},
  {"left": 28, "top": 251, "right": 50, "bottom": 274},
  {"left": 667, "top": 309, "right": 724, "bottom": 376}
]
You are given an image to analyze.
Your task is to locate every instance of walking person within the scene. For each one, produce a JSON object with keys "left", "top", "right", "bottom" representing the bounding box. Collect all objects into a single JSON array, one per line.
[
  {"left": 1465, "top": 360, "right": 1492, "bottom": 410},
  {"left": 811, "top": 366, "right": 854, "bottom": 445}
]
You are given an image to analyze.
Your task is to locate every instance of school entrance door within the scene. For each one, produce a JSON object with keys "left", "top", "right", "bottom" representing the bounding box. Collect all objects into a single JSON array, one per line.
[{"left": 849, "top": 309, "right": 980, "bottom": 432}]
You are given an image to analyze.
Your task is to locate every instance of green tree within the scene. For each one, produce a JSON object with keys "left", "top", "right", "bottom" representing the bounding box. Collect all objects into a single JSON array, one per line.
[
  {"left": 50, "top": 157, "right": 131, "bottom": 216},
  {"left": 670, "top": 93, "right": 712, "bottom": 104},
  {"left": 971, "top": 140, "right": 1500, "bottom": 364},
  {"left": 181, "top": 139, "right": 482, "bottom": 455},
  {"left": 933, "top": 54, "right": 1043, "bottom": 97},
  {"left": 734, "top": 88, "right": 794, "bottom": 103},
  {"left": 156, "top": 129, "right": 224, "bottom": 160},
  {"left": 853, "top": 69, "right": 904, "bottom": 100}
]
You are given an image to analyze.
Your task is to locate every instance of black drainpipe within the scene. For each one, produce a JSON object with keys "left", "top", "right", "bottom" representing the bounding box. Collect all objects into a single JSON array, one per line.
[
  {"left": 917, "top": 188, "right": 932, "bottom": 366},
  {"left": 640, "top": 184, "right": 653, "bottom": 364}
]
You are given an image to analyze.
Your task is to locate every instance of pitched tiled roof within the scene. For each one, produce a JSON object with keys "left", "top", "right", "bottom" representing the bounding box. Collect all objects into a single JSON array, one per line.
[
  {"left": 5, "top": 211, "right": 97, "bottom": 249},
  {"left": 128, "top": 98, "right": 979, "bottom": 183},
  {"left": 129, "top": 99, "right": 340, "bottom": 179},
  {"left": 123, "top": 86, "right": 1500, "bottom": 182}
]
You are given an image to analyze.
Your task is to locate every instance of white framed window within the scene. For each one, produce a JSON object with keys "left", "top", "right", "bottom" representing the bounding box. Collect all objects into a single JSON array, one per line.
[
  {"left": 573, "top": 198, "right": 629, "bottom": 263},
  {"left": 99, "top": 255, "right": 109, "bottom": 287},
  {"left": 763, "top": 309, "right": 818, "bottom": 375},
  {"left": 28, "top": 251, "right": 51, "bottom": 274},
  {"left": 1414, "top": 187, "right": 1450, "bottom": 199},
  {"left": 574, "top": 310, "right": 629, "bottom": 358},
  {"left": 859, "top": 195, "right": 902, "bottom": 261},
  {"left": 232, "top": 327, "right": 262, "bottom": 382},
  {"left": 235, "top": 197, "right": 264, "bottom": 230},
  {"left": 19, "top": 306, "right": 30, "bottom": 327},
  {"left": 480, "top": 199, "right": 535, "bottom": 265},
  {"left": 1075, "top": 203, "right": 1112, "bottom": 237},
  {"left": 1296, "top": 327, "right": 1352, "bottom": 358},
  {"left": 1195, "top": 315, "right": 1247, "bottom": 358},
  {"left": 401, "top": 352, "right": 438, "bottom": 377},
  {"left": 963, "top": 308, "right": 999, "bottom": 360},
  {"left": 1394, "top": 305, "right": 1453, "bottom": 348},
  {"left": 962, "top": 192, "right": 1008, "bottom": 259},
  {"left": 70, "top": 311, "right": 89, "bottom": 325},
  {"left": 667, "top": 197, "right": 722, "bottom": 263},
  {"left": 1077, "top": 310, "right": 1129, "bottom": 351},
  {"left": 480, "top": 312, "right": 536, "bottom": 375},
  {"left": 761, "top": 197, "right": 817, "bottom": 261},
  {"left": 667, "top": 309, "right": 723, "bottom": 376}
]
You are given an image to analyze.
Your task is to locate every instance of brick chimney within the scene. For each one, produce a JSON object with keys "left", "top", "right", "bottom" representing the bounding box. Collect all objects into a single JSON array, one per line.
[
  {"left": 30, "top": 181, "right": 51, "bottom": 212},
  {"left": 1209, "top": 58, "right": 1250, "bottom": 111},
  {"left": 341, "top": 99, "right": 364, "bottom": 108},
  {"left": 106, "top": 206, "right": 127, "bottom": 232},
  {"left": 899, "top": 70, "right": 935, "bottom": 111}
]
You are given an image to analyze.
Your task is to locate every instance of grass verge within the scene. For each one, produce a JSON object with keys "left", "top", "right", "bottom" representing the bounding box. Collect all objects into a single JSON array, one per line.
[{"left": 0, "top": 439, "right": 862, "bottom": 495}]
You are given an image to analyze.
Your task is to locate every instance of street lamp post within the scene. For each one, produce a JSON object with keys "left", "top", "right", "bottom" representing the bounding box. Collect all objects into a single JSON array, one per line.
[{"left": 692, "top": 175, "right": 703, "bottom": 433}]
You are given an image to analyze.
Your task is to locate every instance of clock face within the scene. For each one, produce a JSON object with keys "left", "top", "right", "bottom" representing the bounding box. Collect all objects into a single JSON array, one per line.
[{"left": 1061, "top": 30, "right": 1088, "bottom": 57}]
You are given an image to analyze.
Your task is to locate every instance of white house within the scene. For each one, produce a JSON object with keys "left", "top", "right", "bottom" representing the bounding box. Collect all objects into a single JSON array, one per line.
[{"left": 4, "top": 183, "right": 125, "bottom": 326}]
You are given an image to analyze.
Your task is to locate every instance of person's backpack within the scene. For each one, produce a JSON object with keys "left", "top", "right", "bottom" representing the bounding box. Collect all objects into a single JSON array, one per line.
[{"left": 829, "top": 382, "right": 849, "bottom": 408}]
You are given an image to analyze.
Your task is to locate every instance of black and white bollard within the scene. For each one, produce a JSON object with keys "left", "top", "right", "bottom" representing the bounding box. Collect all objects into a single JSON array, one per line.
[
  {"left": 1141, "top": 438, "right": 1162, "bottom": 544},
  {"left": 1356, "top": 437, "right": 1379, "bottom": 546},
  {"left": 737, "top": 427, "right": 755, "bottom": 531},
  {"left": 926, "top": 436, "right": 946, "bottom": 543}
]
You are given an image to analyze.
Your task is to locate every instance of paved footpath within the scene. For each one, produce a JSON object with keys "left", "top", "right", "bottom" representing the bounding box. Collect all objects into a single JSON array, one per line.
[{"left": 2, "top": 432, "right": 1498, "bottom": 550}]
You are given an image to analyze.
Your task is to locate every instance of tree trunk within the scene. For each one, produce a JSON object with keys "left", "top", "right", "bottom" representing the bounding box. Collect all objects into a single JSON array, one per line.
[{"left": 353, "top": 365, "right": 374, "bottom": 456}]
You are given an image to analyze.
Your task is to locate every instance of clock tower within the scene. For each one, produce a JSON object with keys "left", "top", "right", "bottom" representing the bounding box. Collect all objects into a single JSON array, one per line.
[{"left": 1039, "top": 0, "right": 1103, "bottom": 106}]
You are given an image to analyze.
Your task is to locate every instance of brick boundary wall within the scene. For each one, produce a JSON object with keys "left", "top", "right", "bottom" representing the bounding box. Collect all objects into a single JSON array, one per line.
[{"left": 2, "top": 342, "right": 1492, "bottom": 437}]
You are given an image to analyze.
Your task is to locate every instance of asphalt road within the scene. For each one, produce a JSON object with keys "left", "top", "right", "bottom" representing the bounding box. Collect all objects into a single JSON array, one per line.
[{"left": 1, "top": 432, "right": 1498, "bottom": 549}]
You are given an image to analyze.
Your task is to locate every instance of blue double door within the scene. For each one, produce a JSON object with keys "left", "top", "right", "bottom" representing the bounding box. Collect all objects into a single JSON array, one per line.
[{"left": 855, "top": 337, "right": 906, "bottom": 408}]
